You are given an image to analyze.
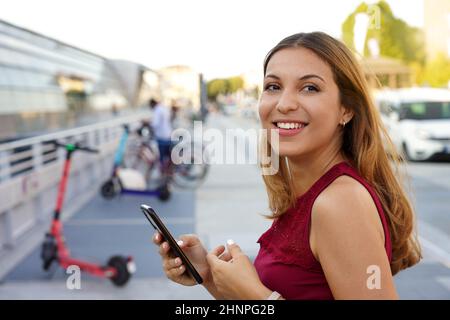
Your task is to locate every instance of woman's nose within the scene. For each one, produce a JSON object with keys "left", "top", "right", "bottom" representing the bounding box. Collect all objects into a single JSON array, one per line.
[{"left": 275, "top": 91, "right": 299, "bottom": 113}]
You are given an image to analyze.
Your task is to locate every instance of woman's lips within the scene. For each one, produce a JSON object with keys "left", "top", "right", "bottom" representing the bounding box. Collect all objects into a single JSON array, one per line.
[
  {"left": 274, "top": 126, "right": 306, "bottom": 137},
  {"left": 271, "top": 122, "right": 308, "bottom": 137}
]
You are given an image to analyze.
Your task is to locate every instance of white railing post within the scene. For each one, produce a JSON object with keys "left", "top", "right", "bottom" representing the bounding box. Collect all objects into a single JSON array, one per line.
[
  {"left": 33, "top": 143, "right": 46, "bottom": 224},
  {"left": 0, "top": 150, "right": 14, "bottom": 249},
  {"left": 0, "top": 150, "right": 11, "bottom": 182},
  {"left": 88, "top": 130, "right": 100, "bottom": 184},
  {"left": 1, "top": 210, "right": 15, "bottom": 249},
  {"left": 101, "top": 128, "right": 114, "bottom": 182}
]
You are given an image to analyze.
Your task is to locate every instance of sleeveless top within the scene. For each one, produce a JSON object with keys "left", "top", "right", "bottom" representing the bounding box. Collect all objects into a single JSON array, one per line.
[{"left": 254, "top": 161, "right": 392, "bottom": 300}]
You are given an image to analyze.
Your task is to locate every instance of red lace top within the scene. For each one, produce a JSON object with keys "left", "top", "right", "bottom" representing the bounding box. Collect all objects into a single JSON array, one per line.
[{"left": 254, "top": 161, "right": 392, "bottom": 300}]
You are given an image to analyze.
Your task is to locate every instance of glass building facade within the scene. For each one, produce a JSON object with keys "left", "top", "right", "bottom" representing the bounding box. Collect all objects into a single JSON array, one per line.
[{"left": 0, "top": 19, "right": 157, "bottom": 141}]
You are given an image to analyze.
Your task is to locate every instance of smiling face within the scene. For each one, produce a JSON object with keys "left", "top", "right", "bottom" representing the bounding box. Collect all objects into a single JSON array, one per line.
[{"left": 259, "top": 47, "right": 350, "bottom": 158}]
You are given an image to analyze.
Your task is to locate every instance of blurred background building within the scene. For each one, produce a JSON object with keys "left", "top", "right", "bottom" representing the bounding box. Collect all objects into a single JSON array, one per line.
[
  {"left": 108, "top": 60, "right": 161, "bottom": 109},
  {"left": 0, "top": 20, "right": 130, "bottom": 141},
  {"left": 0, "top": 19, "right": 205, "bottom": 142},
  {"left": 158, "top": 65, "right": 202, "bottom": 111},
  {"left": 361, "top": 56, "right": 412, "bottom": 88}
]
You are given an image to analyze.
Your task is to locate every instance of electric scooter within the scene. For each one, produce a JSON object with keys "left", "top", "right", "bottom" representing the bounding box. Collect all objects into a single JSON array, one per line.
[
  {"left": 40, "top": 141, "right": 135, "bottom": 287},
  {"left": 100, "top": 125, "right": 171, "bottom": 201}
]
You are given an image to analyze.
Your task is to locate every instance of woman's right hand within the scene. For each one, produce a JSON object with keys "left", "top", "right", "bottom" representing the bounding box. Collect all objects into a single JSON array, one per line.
[{"left": 153, "top": 232, "right": 231, "bottom": 287}]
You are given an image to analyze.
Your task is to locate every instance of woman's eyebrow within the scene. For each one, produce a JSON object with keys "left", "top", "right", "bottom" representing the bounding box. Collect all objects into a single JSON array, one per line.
[
  {"left": 264, "top": 74, "right": 281, "bottom": 80},
  {"left": 299, "top": 74, "right": 325, "bottom": 83},
  {"left": 265, "top": 73, "right": 325, "bottom": 83}
]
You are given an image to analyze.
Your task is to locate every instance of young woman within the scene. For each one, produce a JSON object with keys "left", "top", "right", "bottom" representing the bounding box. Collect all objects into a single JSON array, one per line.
[{"left": 152, "top": 32, "right": 422, "bottom": 300}]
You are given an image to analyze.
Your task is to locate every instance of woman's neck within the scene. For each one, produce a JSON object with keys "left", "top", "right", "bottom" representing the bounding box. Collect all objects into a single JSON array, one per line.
[{"left": 287, "top": 149, "right": 347, "bottom": 198}]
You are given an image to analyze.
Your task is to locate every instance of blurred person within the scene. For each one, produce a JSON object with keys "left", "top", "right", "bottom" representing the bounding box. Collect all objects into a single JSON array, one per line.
[
  {"left": 111, "top": 103, "right": 119, "bottom": 116},
  {"left": 149, "top": 98, "right": 173, "bottom": 175},
  {"left": 153, "top": 32, "right": 422, "bottom": 300},
  {"left": 170, "top": 100, "right": 181, "bottom": 129}
]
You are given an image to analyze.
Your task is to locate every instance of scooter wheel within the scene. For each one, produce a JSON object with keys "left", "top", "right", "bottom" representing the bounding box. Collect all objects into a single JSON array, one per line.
[
  {"left": 107, "top": 256, "right": 132, "bottom": 287},
  {"left": 41, "top": 233, "right": 57, "bottom": 271},
  {"left": 157, "top": 185, "right": 171, "bottom": 202},
  {"left": 101, "top": 180, "right": 117, "bottom": 199}
]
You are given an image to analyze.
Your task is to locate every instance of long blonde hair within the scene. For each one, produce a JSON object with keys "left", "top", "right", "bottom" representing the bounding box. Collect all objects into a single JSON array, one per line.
[{"left": 260, "top": 32, "right": 421, "bottom": 275}]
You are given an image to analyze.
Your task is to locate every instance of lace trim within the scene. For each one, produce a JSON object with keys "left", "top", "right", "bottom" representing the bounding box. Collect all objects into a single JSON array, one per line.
[{"left": 257, "top": 202, "right": 321, "bottom": 271}]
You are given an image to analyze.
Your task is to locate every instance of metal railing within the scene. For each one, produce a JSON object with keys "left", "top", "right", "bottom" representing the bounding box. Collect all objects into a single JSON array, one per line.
[{"left": 0, "top": 112, "right": 150, "bottom": 250}]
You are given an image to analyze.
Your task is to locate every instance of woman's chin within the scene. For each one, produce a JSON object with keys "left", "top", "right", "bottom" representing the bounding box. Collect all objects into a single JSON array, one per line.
[{"left": 277, "top": 146, "right": 307, "bottom": 158}]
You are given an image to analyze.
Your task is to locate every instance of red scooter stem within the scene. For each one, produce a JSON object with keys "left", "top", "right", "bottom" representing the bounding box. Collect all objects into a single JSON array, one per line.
[{"left": 54, "top": 152, "right": 72, "bottom": 220}]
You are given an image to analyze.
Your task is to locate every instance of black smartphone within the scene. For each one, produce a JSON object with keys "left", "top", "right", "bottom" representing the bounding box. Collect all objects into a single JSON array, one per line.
[{"left": 140, "top": 204, "right": 203, "bottom": 284}]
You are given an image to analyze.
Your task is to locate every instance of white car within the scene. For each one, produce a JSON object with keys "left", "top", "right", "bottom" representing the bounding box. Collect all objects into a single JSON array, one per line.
[{"left": 374, "top": 88, "right": 450, "bottom": 161}]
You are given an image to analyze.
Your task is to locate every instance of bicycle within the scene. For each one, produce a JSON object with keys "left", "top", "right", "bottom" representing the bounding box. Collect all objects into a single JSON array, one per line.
[{"left": 124, "top": 124, "right": 209, "bottom": 189}]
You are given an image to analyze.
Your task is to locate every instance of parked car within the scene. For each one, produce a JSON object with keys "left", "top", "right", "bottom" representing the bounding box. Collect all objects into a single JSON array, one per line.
[{"left": 374, "top": 88, "right": 450, "bottom": 161}]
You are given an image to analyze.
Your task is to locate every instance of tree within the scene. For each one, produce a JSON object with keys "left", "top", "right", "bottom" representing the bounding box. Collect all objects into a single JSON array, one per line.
[
  {"left": 227, "top": 76, "right": 244, "bottom": 93},
  {"left": 207, "top": 76, "right": 244, "bottom": 101},
  {"left": 207, "top": 79, "right": 227, "bottom": 101},
  {"left": 342, "top": 1, "right": 425, "bottom": 65},
  {"left": 423, "top": 53, "right": 450, "bottom": 88}
]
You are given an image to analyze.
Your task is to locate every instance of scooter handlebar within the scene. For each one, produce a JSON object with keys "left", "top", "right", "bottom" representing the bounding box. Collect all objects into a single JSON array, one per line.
[
  {"left": 50, "top": 141, "right": 67, "bottom": 149},
  {"left": 50, "top": 141, "right": 99, "bottom": 153},
  {"left": 122, "top": 124, "right": 130, "bottom": 133},
  {"left": 76, "top": 145, "right": 99, "bottom": 154}
]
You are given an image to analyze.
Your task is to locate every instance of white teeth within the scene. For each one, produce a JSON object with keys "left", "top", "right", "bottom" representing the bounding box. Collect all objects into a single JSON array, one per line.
[{"left": 276, "top": 122, "right": 305, "bottom": 129}]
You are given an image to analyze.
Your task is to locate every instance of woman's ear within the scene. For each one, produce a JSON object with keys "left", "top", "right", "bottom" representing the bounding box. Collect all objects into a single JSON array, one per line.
[{"left": 341, "top": 105, "right": 354, "bottom": 124}]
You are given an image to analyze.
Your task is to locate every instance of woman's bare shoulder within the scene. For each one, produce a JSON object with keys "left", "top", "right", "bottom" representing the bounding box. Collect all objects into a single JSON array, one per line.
[
  {"left": 313, "top": 175, "right": 380, "bottom": 221},
  {"left": 310, "top": 175, "right": 385, "bottom": 253}
]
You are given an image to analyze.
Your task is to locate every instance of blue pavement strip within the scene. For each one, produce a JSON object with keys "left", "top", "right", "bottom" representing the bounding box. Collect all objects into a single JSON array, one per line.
[
  {"left": 412, "top": 175, "right": 450, "bottom": 235},
  {"left": 3, "top": 190, "right": 196, "bottom": 282},
  {"left": 395, "top": 263, "right": 450, "bottom": 299}
]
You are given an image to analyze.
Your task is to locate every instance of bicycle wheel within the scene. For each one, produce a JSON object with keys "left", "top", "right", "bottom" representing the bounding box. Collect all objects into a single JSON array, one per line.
[{"left": 171, "top": 152, "right": 209, "bottom": 188}]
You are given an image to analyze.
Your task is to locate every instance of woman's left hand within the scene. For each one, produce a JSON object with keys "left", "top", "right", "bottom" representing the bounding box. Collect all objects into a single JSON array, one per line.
[{"left": 206, "top": 240, "right": 272, "bottom": 300}]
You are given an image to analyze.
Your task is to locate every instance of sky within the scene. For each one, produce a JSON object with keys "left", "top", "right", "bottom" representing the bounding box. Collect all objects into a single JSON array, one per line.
[{"left": 0, "top": 0, "right": 424, "bottom": 80}]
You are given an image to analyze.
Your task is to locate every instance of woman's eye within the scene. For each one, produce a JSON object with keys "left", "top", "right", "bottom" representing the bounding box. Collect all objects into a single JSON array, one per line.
[
  {"left": 303, "top": 85, "right": 319, "bottom": 92},
  {"left": 264, "top": 84, "right": 279, "bottom": 91}
]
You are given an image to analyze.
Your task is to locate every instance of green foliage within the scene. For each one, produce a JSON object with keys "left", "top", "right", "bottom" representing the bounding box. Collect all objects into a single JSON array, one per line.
[
  {"left": 342, "top": 1, "right": 425, "bottom": 64},
  {"left": 422, "top": 53, "right": 450, "bottom": 87},
  {"left": 207, "top": 79, "right": 227, "bottom": 100},
  {"left": 207, "top": 76, "right": 244, "bottom": 101},
  {"left": 227, "top": 76, "right": 244, "bottom": 93}
]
